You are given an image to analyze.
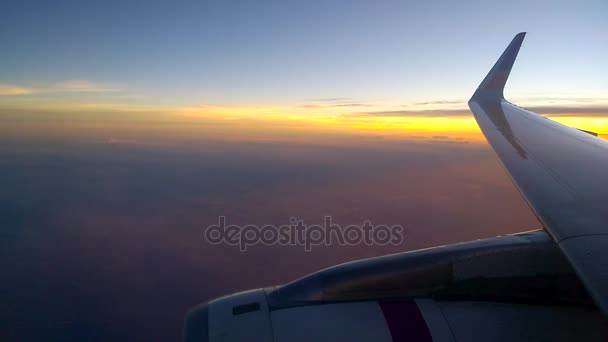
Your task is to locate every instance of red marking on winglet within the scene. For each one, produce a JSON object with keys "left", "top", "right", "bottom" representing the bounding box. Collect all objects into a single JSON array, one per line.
[{"left": 379, "top": 301, "right": 432, "bottom": 342}]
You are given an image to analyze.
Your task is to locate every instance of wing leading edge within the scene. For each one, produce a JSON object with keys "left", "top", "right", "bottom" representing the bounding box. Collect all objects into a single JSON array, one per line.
[{"left": 469, "top": 33, "right": 608, "bottom": 315}]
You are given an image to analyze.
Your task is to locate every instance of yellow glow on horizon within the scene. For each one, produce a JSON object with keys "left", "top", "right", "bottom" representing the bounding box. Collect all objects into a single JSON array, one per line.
[
  {"left": 3, "top": 101, "right": 608, "bottom": 146},
  {"left": 175, "top": 104, "right": 485, "bottom": 140},
  {"left": 547, "top": 116, "right": 608, "bottom": 135}
]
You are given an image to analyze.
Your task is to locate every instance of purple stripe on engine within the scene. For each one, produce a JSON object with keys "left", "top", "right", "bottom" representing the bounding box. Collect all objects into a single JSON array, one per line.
[{"left": 379, "top": 301, "right": 432, "bottom": 342}]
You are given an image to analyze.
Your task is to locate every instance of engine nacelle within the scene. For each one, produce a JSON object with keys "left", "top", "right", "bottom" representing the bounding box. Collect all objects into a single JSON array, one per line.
[{"left": 185, "top": 231, "right": 608, "bottom": 341}]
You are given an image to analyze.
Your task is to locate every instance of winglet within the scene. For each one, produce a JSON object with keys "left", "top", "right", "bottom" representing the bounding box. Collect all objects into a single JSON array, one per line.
[{"left": 471, "top": 32, "right": 526, "bottom": 101}]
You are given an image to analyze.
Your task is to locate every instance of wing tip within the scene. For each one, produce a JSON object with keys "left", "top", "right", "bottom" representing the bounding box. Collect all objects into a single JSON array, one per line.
[{"left": 471, "top": 32, "right": 527, "bottom": 101}]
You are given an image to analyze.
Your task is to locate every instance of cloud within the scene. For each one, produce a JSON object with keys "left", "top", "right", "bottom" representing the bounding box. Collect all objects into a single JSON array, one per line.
[
  {"left": 523, "top": 106, "right": 608, "bottom": 117},
  {"left": 0, "top": 80, "right": 124, "bottom": 96},
  {"left": 299, "top": 96, "right": 373, "bottom": 109},
  {"left": 106, "top": 137, "right": 141, "bottom": 145},
  {"left": 298, "top": 103, "right": 373, "bottom": 109},
  {"left": 346, "top": 105, "right": 608, "bottom": 119},
  {"left": 304, "top": 97, "right": 353, "bottom": 102},
  {"left": 410, "top": 100, "right": 466, "bottom": 106},
  {"left": 345, "top": 108, "right": 472, "bottom": 118},
  {"left": 515, "top": 96, "right": 608, "bottom": 104},
  {"left": 0, "top": 84, "right": 35, "bottom": 95},
  {"left": 51, "top": 80, "right": 123, "bottom": 93}
]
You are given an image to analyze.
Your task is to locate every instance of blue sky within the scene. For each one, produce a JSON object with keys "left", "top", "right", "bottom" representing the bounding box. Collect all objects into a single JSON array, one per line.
[{"left": 1, "top": 0, "right": 607, "bottom": 108}]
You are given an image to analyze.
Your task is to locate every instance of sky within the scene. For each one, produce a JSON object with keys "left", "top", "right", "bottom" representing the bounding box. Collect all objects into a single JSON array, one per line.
[
  {"left": 1, "top": 0, "right": 607, "bottom": 108},
  {"left": 2, "top": 0, "right": 608, "bottom": 145},
  {"left": 1, "top": 1, "right": 608, "bottom": 340}
]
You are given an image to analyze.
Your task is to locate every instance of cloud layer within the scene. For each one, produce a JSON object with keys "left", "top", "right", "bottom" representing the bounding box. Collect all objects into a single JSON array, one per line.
[{"left": 0, "top": 80, "right": 124, "bottom": 96}]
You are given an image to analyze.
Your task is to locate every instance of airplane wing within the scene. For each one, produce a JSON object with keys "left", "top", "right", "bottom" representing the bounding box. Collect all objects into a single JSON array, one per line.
[
  {"left": 185, "top": 33, "right": 608, "bottom": 342},
  {"left": 469, "top": 32, "right": 608, "bottom": 315}
]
